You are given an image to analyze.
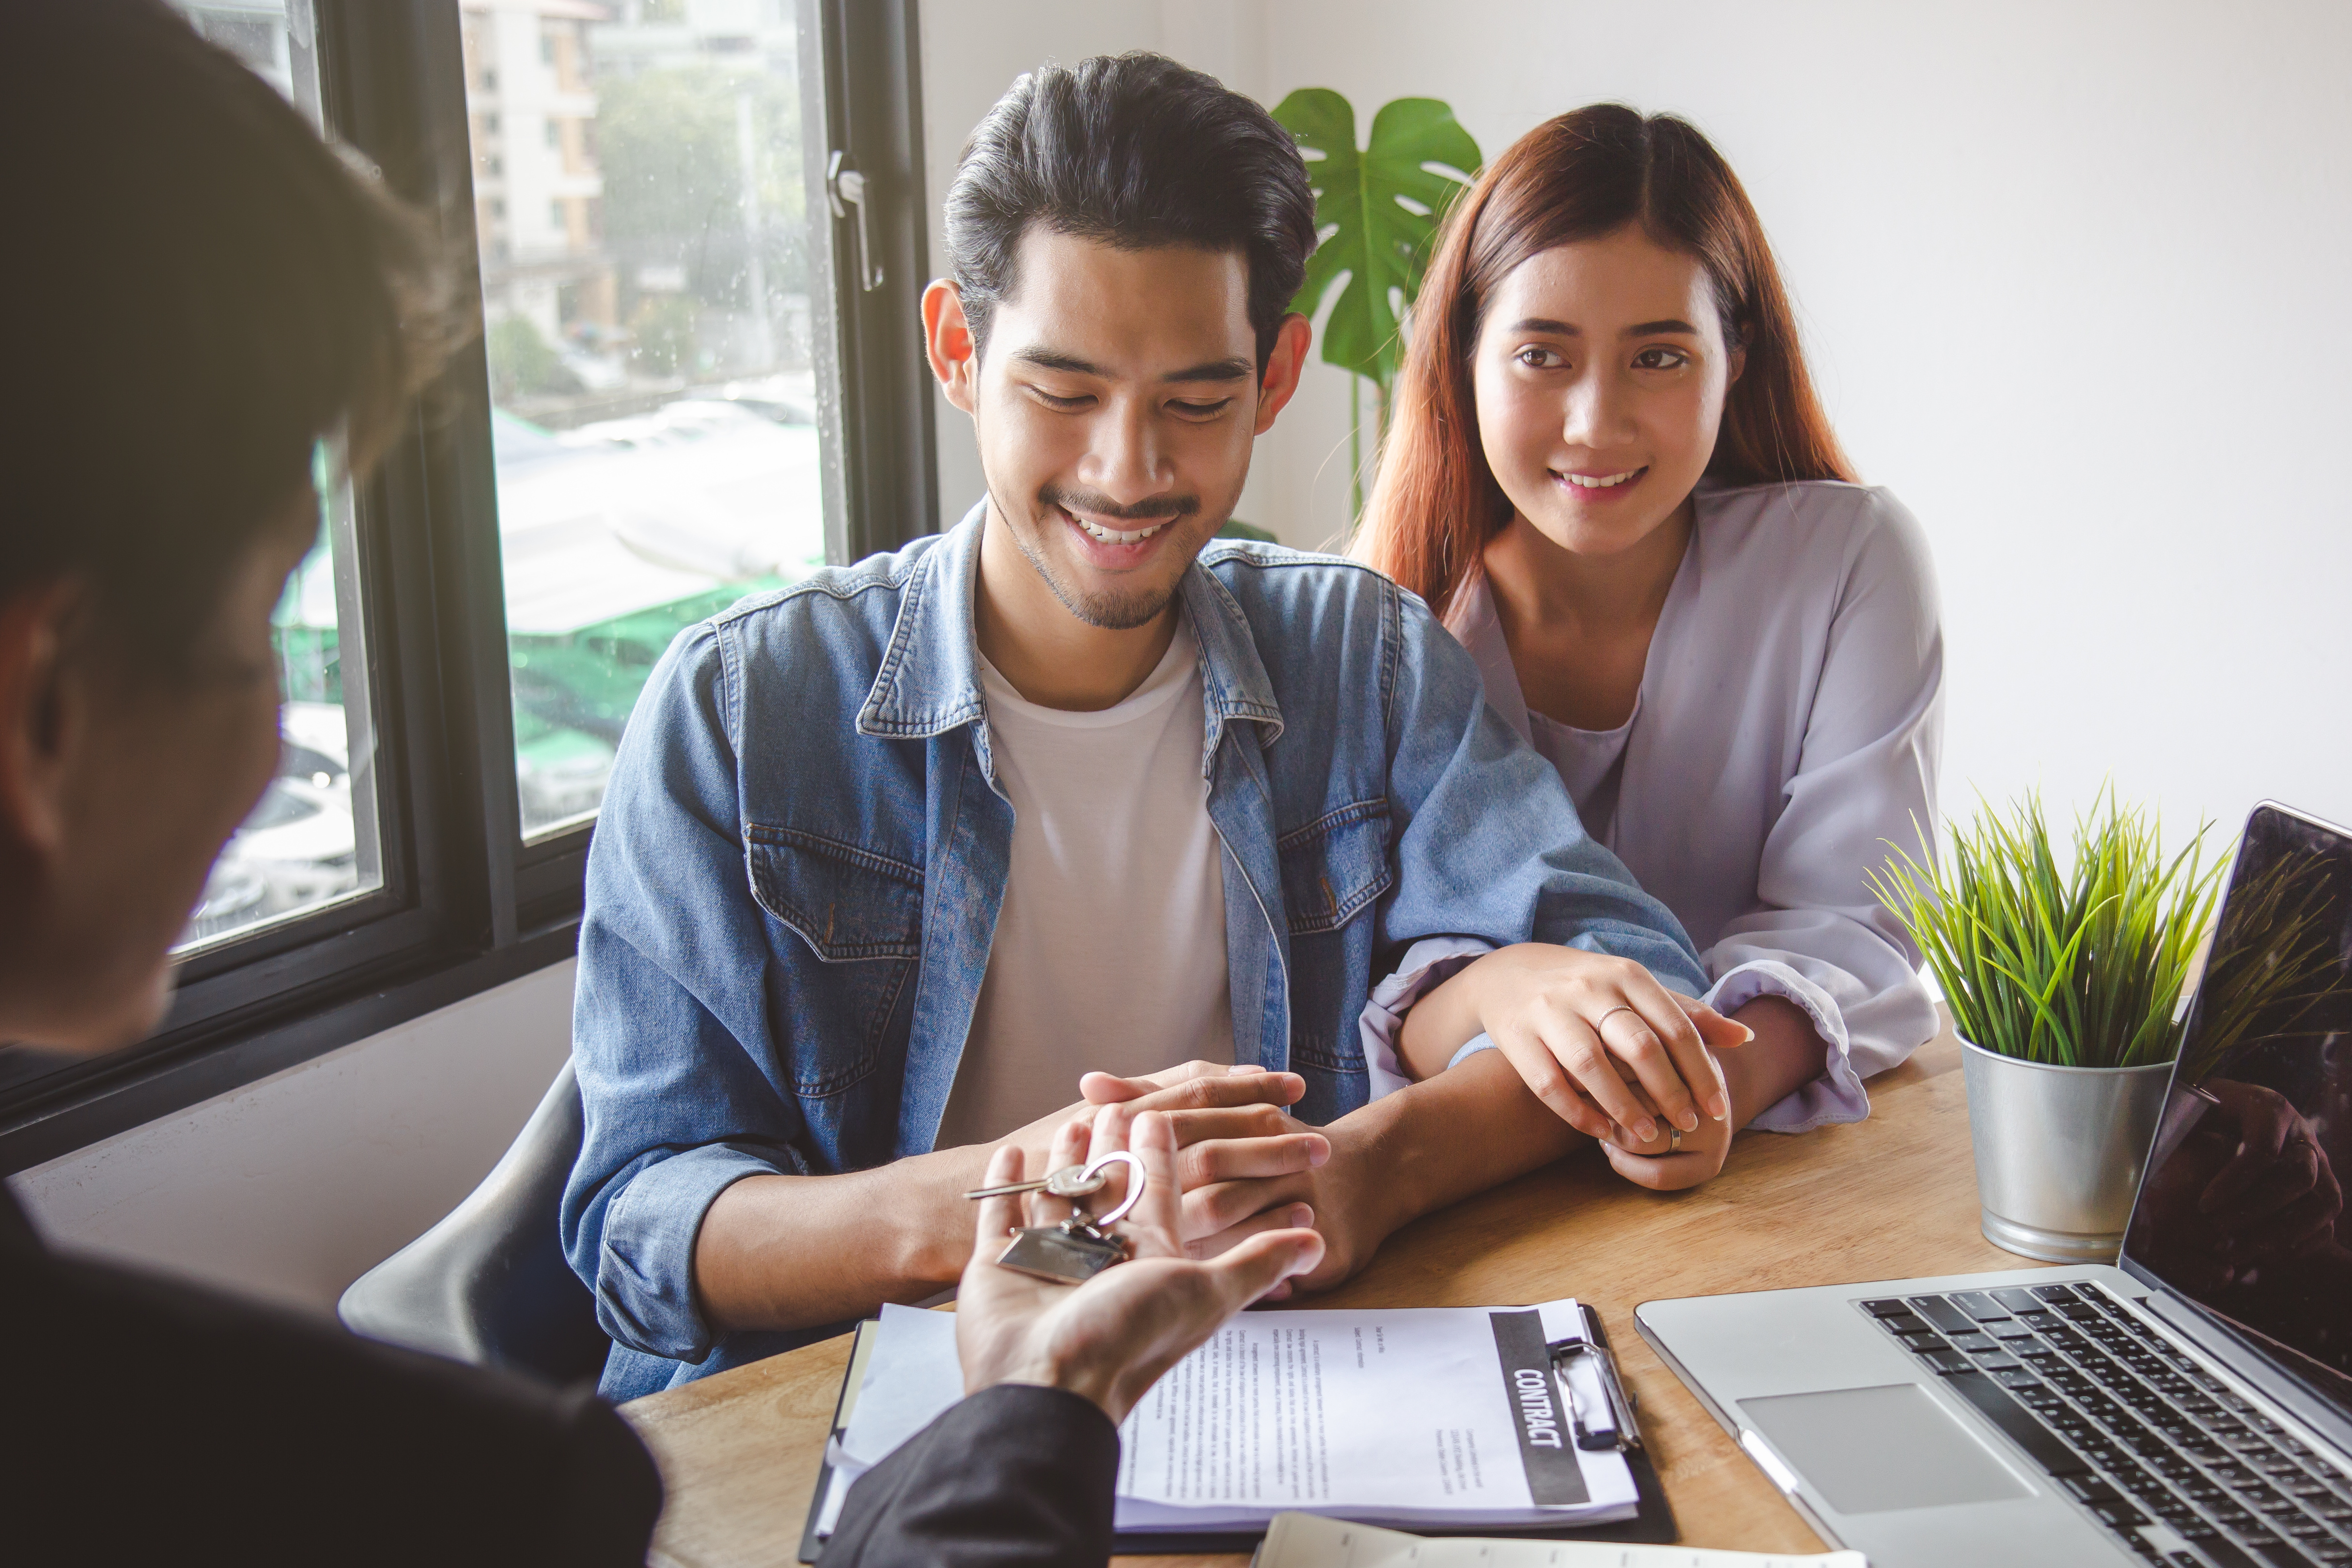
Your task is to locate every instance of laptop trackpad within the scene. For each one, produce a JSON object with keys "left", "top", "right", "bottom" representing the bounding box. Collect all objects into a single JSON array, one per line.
[{"left": 1739, "top": 1383, "right": 2033, "bottom": 1514}]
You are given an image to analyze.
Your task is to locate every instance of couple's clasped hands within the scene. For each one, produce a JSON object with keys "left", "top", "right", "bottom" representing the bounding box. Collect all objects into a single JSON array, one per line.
[
  {"left": 953, "top": 938, "right": 1755, "bottom": 1427},
  {"left": 984, "top": 944, "right": 1754, "bottom": 1313}
]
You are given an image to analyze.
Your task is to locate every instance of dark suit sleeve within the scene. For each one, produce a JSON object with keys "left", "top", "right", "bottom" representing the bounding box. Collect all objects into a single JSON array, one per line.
[
  {"left": 825, "top": 1384, "right": 1120, "bottom": 1568},
  {"left": 7, "top": 1236, "right": 663, "bottom": 1568}
]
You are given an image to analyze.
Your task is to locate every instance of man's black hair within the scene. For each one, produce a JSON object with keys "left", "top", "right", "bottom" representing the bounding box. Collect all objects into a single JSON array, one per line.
[
  {"left": 943, "top": 52, "right": 1317, "bottom": 374},
  {"left": 0, "top": 0, "right": 453, "bottom": 664}
]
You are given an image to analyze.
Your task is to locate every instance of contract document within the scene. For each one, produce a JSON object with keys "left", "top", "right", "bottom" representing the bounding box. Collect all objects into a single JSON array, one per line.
[{"left": 817, "top": 1298, "right": 1639, "bottom": 1539}]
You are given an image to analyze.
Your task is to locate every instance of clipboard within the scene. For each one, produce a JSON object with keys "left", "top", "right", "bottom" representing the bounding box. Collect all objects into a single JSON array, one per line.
[{"left": 797, "top": 1315, "right": 1678, "bottom": 1561}]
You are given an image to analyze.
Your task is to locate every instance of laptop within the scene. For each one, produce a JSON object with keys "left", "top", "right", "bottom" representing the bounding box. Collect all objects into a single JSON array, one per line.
[{"left": 1639, "top": 801, "right": 2352, "bottom": 1568}]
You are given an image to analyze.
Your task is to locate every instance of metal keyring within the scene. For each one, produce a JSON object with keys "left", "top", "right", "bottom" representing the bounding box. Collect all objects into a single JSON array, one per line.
[{"left": 1079, "top": 1149, "right": 1148, "bottom": 1228}]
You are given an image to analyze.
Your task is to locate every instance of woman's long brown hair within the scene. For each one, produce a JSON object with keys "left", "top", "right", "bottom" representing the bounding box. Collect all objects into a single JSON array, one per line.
[{"left": 1362, "top": 104, "right": 1854, "bottom": 618}]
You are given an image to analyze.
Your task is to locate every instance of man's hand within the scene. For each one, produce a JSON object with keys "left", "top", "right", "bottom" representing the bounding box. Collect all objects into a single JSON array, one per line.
[
  {"left": 1169, "top": 1050, "right": 1590, "bottom": 1301},
  {"left": 1398, "top": 945, "right": 1749, "bottom": 1145},
  {"left": 1178, "top": 1114, "right": 1384, "bottom": 1299},
  {"left": 694, "top": 1061, "right": 1321, "bottom": 1336},
  {"left": 1079, "top": 1061, "right": 1332, "bottom": 1247},
  {"left": 956, "top": 1104, "right": 1323, "bottom": 1425},
  {"left": 1013, "top": 1060, "right": 1312, "bottom": 1170}
]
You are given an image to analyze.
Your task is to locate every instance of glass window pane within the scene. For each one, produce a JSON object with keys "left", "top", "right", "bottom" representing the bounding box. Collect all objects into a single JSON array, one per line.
[
  {"left": 463, "top": 0, "right": 832, "bottom": 840},
  {"left": 169, "top": 0, "right": 386, "bottom": 951}
]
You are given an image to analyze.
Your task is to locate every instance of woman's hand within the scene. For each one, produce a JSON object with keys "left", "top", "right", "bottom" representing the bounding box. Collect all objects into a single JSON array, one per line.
[
  {"left": 1597, "top": 1081, "right": 1732, "bottom": 1190},
  {"left": 955, "top": 1103, "right": 1324, "bottom": 1426},
  {"left": 1399, "top": 944, "right": 1750, "bottom": 1145}
]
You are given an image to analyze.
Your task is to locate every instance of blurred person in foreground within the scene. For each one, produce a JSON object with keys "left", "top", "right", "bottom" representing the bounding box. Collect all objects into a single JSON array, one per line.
[
  {"left": 0, "top": 2, "right": 660, "bottom": 1560},
  {"left": 0, "top": 6, "right": 1318, "bottom": 1562}
]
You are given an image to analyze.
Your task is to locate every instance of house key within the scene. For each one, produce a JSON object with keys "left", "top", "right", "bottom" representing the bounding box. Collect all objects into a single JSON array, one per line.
[
  {"left": 961, "top": 1164, "right": 1111, "bottom": 1202},
  {"left": 983, "top": 1149, "right": 1145, "bottom": 1286}
]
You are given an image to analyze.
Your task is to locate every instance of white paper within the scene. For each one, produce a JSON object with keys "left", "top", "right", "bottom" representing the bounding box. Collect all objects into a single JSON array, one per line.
[
  {"left": 1254, "top": 1510, "right": 1869, "bottom": 1567},
  {"left": 835, "top": 1304, "right": 963, "bottom": 1467},
  {"left": 829, "top": 1298, "right": 1639, "bottom": 1537},
  {"left": 1115, "top": 1299, "right": 1634, "bottom": 1530}
]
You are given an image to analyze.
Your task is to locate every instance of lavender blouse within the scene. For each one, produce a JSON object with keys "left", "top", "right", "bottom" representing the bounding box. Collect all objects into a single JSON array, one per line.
[{"left": 1359, "top": 480, "right": 1946, "bottom": 1133}]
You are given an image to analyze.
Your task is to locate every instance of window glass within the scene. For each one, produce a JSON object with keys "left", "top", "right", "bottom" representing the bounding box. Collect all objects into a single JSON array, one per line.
[
  {"left": 462, "top": 0, "right": 830, "bottom": 839},
  {"left": 171, "top": 0, "right": 386, "bottom": 950}
]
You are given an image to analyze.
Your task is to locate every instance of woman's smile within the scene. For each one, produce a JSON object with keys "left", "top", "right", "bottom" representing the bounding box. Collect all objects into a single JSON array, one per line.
[{"left": 1556, "top": 466, "right": 1649, "bottom": 498}]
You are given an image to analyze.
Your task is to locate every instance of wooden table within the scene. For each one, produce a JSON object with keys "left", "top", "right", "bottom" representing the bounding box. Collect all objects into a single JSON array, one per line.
[{"left": 623, "top": 1021, "right": 2044, "bottom": 1566}]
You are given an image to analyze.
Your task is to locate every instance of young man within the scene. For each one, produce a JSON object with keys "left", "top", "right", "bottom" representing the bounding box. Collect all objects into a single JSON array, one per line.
[{"left": 567, "top": 52, "right": 1745, "bottom": 1401}]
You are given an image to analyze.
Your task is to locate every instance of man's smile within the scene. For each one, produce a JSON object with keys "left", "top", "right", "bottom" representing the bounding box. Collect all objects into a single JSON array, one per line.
[{"left": 1066, "top": 507, "right": 1173, "bottom": 546}]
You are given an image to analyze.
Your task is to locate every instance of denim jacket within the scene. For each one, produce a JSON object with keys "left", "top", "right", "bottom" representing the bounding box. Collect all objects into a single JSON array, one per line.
[{"left": 565, "top": 507, "right": 1706, "bottom": 1399}]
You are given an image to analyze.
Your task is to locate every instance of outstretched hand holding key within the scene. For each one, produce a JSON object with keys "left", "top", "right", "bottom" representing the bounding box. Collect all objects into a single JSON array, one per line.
[{"left": 954, "top": 1103, "right": 1324, "bottom": 1425}]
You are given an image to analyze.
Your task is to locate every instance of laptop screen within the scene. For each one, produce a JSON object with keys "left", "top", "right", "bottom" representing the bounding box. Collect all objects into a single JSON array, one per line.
[{"left": 2123, "top": 804, "right": 2352, "bottom": 1413}]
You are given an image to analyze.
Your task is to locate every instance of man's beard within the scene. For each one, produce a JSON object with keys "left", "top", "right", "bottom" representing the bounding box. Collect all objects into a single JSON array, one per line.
[{"left": 997, "top": 482, "right": 1211, "bottom": 631}]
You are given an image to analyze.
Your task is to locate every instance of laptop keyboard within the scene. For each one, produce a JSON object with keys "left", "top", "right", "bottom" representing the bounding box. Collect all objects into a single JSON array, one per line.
[{"left": 1862, "top": 1283, "right": 2352, "bottom": 1568}]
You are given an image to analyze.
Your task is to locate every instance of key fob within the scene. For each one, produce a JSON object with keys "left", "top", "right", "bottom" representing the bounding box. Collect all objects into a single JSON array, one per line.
[{"left": 995, "top": 1220, "right": 1129, "bottom": 1284}]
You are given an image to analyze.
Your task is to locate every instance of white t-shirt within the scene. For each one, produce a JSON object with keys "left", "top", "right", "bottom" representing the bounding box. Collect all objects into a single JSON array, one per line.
[
  {"left": 1526, "top": 692, "right": 1640, "bottom": 844},
  {"left": 934, "top": 614, "right": 1235, "bottom": 1149}
]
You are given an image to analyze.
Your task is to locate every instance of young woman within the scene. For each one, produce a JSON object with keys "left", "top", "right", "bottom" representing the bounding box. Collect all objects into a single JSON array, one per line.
[{"left": 1361, "top": 105, "right": 1943, "bottom": 1193}]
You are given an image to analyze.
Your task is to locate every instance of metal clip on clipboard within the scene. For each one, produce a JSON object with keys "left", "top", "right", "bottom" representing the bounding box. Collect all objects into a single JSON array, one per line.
[{"left": 1547, "top": 1303, "right": 1644, "bottom": 1453}]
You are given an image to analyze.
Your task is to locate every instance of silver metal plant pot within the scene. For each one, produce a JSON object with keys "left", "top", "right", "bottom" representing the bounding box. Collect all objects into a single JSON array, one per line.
[{"left": 1959, "top": 1037, "right": 2176, "bottom": 1263}]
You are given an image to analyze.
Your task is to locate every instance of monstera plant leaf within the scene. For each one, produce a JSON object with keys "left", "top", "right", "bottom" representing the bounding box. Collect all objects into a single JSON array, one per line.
[{"left": 1274, "top": 89, "right": 1480, "bottom": 396}]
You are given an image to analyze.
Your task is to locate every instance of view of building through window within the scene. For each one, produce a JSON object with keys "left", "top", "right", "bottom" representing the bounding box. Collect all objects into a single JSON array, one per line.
[
  {"left": 462, "top": 0, "right": 830, "bottom": 838},
  {"left": 171, "top": 1, "right": 386, "bottom": 951}
]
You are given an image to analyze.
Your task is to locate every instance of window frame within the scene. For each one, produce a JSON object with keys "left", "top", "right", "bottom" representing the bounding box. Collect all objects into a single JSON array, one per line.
[{"left": 0, "top": 0, "right": 935, "bottom": 1175}]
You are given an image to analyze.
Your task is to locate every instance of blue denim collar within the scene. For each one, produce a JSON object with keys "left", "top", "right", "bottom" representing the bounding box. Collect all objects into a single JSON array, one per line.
[
  {"left": 855, "top": 504, "right": 990, "bottom": 742},
  {"left": 1178, "top": 545, "right": 1285, "bottom": 768},
  {"left": 857, "top": 502, "right": 1284, "bottom": 774}
]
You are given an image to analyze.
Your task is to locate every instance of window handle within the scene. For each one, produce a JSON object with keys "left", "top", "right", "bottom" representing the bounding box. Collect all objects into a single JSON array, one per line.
[{"left": 825, "top": 149, "right": 885, "bottom": 293}]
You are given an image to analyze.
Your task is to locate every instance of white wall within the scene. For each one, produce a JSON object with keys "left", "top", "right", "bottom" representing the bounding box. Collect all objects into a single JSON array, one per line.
[
  {"left": 918, "top": 0, "right": 2352, "bottom": 854},
  {"left": 8, "top": 961, "right": 576, "bottom": 1316}
]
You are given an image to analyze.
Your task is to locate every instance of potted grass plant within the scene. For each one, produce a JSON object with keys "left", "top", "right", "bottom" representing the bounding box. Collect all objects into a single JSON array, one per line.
[{"left": 1871, "top": 792, "right": 2222, "bottom": 1262}]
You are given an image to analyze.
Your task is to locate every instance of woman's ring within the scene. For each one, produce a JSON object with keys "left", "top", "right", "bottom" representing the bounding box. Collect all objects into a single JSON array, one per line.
[
  {"left": 1667, "top": 1125, "right": 1682, "bottom": 1154},
  {"left": 1596, "top": 1005, "right": 1639, "bottom": 1035}
]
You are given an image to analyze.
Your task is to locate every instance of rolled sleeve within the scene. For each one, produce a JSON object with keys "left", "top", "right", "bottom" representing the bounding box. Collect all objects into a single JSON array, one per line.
[
  {"left": 1357, "top": 936, "right": 1494, "bottom": 1099},
  {"left": 592, "top": 1142, "right": 795, "bottom": 1364},
  {"left": 1705, "top": 959, "right": 1871, "bottom": 1134}
]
